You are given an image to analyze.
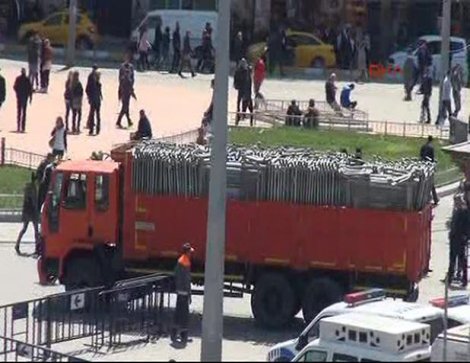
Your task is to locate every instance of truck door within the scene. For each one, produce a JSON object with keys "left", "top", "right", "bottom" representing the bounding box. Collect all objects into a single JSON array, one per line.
[
  {"left": 89, "top": 172, "right": 118, "bottom": 244},
  {"left": 59, "top": 172, "right": 91, "bottom": 243}
]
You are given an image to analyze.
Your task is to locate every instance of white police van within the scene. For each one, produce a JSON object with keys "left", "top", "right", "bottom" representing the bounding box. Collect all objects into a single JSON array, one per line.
[
  {"left": 267, "top": 289, "right": 443, "bottom": 362},
  {"left": 429, "top": 294, "right": 470, "bottom": 327},
  {"left": 292, "top": 313, "right": 431, "bottom": 362}
]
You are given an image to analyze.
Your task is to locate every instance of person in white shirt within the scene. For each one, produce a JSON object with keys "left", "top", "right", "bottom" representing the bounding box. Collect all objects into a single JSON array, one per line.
[
  {"left": 436, "top": 71, "right": 452, "bottom": 125},
  {"left": 50, "top": 116, "right": 67, "bottom": 159}
]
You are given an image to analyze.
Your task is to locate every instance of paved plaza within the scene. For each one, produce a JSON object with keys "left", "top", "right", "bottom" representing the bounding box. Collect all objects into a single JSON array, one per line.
[{"left": 0, "top": 59, "right": 468, "bottom": 160}]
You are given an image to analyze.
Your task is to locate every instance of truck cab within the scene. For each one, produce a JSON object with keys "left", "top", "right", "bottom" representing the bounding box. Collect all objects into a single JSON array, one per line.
[
  {"left": 38, "top": 160, "right": 121, "bottom": 288},
  {"left": 292, "top": 313, "right": 431, "bottom": 362},
  {"left": 268, "top": 290, "right": 443, "bottom": 362}
]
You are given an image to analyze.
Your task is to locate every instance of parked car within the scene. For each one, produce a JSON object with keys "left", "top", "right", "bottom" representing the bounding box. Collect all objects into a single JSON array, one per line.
[
  {"left": 388, "top": 35, "right": 468, "bottom": 84},
  {"left": 18, "top": 12, "right": 98, "bottom": 50},
  {"left": 247, "top": 30, "right": 336, "bottom": 68}
]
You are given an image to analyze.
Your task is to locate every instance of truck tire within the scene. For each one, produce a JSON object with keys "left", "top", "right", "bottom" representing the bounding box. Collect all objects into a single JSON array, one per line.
[
  {"left": 302, "top": 278, "right": 343, "bottom": 324},
  {"left": 64, "top": 256, "right": 102, "bottom": 291},
  {"left": 251, "top": 273, "right": 296, "bottom": 329},
  {"left": 404, "top": 285, "right": 419, "bottom": 303}
]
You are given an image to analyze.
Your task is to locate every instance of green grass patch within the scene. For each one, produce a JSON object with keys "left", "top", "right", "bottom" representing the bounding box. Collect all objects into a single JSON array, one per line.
[
  {"left": 0, "top": 166, "right": 31, "bottom": 209},
  {"left": 229, "top": 127, "right": 457, "bottom": 176}
]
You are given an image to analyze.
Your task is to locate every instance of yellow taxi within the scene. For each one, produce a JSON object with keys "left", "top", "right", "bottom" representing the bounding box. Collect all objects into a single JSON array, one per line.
[
  {"left": 247, "top": 30, "right": 336, "bottom": 68},
  {"left": 18, "top": 12, "right": 98, "bottom": 49}
]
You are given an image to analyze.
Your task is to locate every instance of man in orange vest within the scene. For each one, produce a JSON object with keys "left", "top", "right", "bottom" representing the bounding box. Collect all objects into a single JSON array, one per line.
[{"left": 171, "top": 242, "right": 194, "bottom": 344}]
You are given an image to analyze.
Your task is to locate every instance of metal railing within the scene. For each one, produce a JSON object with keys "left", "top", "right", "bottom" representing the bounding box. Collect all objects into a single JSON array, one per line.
[
  {"left": 1, "top": 148, "right": 45, "bottom": 170},
  {"left": 367, "top": 120, "right": 450, "bottom": 139},
  {"left": 0, "top": 274, "right": 174, "bottom": 356},
  {"left": 0, "top": 336, "right": 88, "bottom": 362},
  {"left": 156, "top": 129, "right": 200, "bottom": 145}
]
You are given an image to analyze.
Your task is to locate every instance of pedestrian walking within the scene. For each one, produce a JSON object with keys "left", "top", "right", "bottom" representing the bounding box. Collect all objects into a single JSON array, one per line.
[
  {"left": 70, "top": 71, "right": 84, "bottom": 134},
  {"left": 161, "top": 27, "right": 171, "bottom": 71},
  {"left": 13, "top": 68, "right": 33, "bottom": 133},
  {"left": 119, "top": 57, "right": 135, "bottom": 87},
  {"left": 86, "top": 71, "right": 103, "bottom": 136},
  {"left": 446, "top": 193, "right": 469, "bottom": 288},
  {"left": 420, "top": 69, "right": 432, "bottom": 124},
  {"left": 64, "top": 71, "right": 73, "bottom": 130},
  {"left": 417, "top": 41, "right": 432, "bottom": 89},
  {"left": 197, "top": 23, "right": 214, "bottom": 73},
  {"left": 420, "top": 136, "right": 439, "bottom": 205},
  {"left": 16, "top": 173, "right": 39, "bottom": 256},
  {"left": 203, "top": 79, "right": 214, "bottom": 123},
  {"left": 403, "top": 49, "right": 416, "bottom": 101},
  {"left": 153, "top": 22, "right": 163, "bottom": 69},
  {"left": 254, "top": 54, "right": 267, "bottom": 109},
  {"left": 40, "top": 38, "right": 53, "bottom": 93},
  {"left": 138, "top": 25, "right": 151, "bottom": 72},
  {"left": 171, "top": 242, "right": 194, "bottom": 345},
  {"left": 267, "top": 27, "right": 286, "bottom": 77},
  {"left": 234, "top": 59, "right": 253, "bottom": 125},
  {"left": 436, "top": 71, "right": 452, "bottom": 126},
  {"left": 49, "top": 116, "right": 67, "bottom": 158},
  {"left": 325, "top": 73, "right": 340, "bottom": 112},
  {"left": 132, "top": 109, "right": 153, "bottom": 140},
  {"left": 355, "top": 36, "right": 369, "bottom": 83},
  {"left": 171, "top": 23, "right": 182, "bottom": 73},
  {"left": 27, "top": 32, "right": 41, "bottom": 90},
  {"left": 232, "top": 31, "right": 244, "bottom": 64},
  {"left": 451, "top": 63, "right": 464, "bottom": 117},
  {"left": 117, "top": 66, "right": 136, "bottom": 129},
  {"left": 0, "top": 69, "right": 5, "bottom": 112},
  {"left": 179, "top": 31, "right": 195, "bottom": 78}
]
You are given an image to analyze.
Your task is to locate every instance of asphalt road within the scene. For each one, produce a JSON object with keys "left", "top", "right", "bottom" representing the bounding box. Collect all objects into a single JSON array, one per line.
[{"left": 0, "top": 195, "right": 456, "bottom": 361}]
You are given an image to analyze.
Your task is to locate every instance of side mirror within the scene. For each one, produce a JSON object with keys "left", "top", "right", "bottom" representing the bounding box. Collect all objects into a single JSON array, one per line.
[{"left": 295, "top": 335, "right": 308, "bottom": 351}]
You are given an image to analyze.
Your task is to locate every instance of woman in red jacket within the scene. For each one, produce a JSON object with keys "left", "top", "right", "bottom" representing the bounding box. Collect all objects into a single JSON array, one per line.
[{"left": 254, "top": 53, "right": 267, "bottom": 109}]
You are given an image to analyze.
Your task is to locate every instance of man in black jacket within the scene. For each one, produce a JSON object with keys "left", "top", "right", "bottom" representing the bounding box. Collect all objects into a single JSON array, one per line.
[
  {"left": 179, "top": 31, "right": 195, "bottom": 78},
  {"left": 13, "top": 68, "right": 33, "bottom": 133},
  {"left": 171, "top": 22, "right": 181, "bottom": 73},
  {"left": 16, "top": 173, "right": 39, "bottom": 255},
  {"left": 132, "top": 109, "right": 153, "bottom": 140},
  {"left": 420, "top": 136, "right": 439, "bottom": 205}
]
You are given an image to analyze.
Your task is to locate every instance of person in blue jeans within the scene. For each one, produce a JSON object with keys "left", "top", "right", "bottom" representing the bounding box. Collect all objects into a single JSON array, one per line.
[{"left": 340, "top": 83, "right": 357, "bottom": 110}]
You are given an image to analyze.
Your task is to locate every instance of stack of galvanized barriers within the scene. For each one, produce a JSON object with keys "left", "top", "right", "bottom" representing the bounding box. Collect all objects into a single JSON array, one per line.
[{"left": 132, "top": 142, "right": 435, "bottom": 211}]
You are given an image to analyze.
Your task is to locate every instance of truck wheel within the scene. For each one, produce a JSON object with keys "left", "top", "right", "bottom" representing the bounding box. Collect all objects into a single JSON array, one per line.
[
  {"left": 302, "top": 278, "right": 343, "bottom": 324},
  {"left": 64, "top": 257, "right": 101, "bottom": 291},
  {"left": 251, "top": 273, "right": 296, "bottom": 329}
]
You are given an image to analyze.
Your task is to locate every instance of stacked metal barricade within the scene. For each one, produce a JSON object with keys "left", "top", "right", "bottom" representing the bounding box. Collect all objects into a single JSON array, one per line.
[{"left": 132, "top": 142, "right": 435, "bottom": 211}]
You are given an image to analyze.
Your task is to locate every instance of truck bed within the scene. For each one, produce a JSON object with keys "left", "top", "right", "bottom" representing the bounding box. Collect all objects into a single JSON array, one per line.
[{"left": 123, "top": 193, "right": 432, "bottom": 284}]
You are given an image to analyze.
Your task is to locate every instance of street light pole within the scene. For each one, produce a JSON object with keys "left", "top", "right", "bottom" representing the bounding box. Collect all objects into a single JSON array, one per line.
[
  {"left": 200, "top": 0, "right": 231, "bottom": 361},
  {"left": 66, "top": 0, "right": 77, "bottom": 67},
  {"left": 438, "top": 0, "right": 451, "bottom": 122}
]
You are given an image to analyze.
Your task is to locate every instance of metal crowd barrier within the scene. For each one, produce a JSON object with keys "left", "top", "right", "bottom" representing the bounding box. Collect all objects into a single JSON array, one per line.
[
  {"left": 0, "top": 335, "right": 88, "bottom": 362},
  {"left": 1, "top": 148, "right": 45, "bottom": 170},
  {"left": 0, "top": 274, "right": 174, "bottom": 357}
]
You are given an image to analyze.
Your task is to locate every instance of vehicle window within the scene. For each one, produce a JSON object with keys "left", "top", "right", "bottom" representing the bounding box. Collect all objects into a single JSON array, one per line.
[
  {"left": 299, "top": 350, "right": 328, "bottom": 362},
  {"left": 427, "top": 41, "right": 441, "bottom": 55},
  {"left": 51, "top": 172, "right": 64, "bottom": 210},
  {"left": 451, "top": 41, "right": 464, "bottom": 53},
  {"left": 64, "top": 173, "right": 87, "bottom": 210},
  {"left": 308, "top": 316, "right": 333, "bottom": 339},
  {"left": 44, "top": 14, "right": 63, "bottom": 26},
  {"left": 147, "top": 15, "right": 162, "bottom": 29},
  {"left": 333, "top": 353, "right": 358, "bottom": 362},
  {"left": 48, "top": 172, "right": 63, "bottom": 233},
  {"left": 64, "top": 14, "right": 82, "bottom": 24},
  {"left": 289, "top": 35, "right": 320, "bottom": 46},
  {"left": 422, "top": 316, "right": 444, "bottom": 342},
  {"left": 95, "top": 175, "right": 109, "bottom": 212}
]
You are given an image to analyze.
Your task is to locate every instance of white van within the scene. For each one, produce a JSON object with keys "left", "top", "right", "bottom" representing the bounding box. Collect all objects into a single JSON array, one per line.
[
  {"left": 268, "top": 289, "right": 444, "bottom": 362},
  {"left": 131, "top": 10, "right": 218, "bottom": 48},
  {"left": 293, "top": 313, "right": 431, "bottom": 362},
  {"left": 431, "top": 324, "right": 470, "bottom": 362}
]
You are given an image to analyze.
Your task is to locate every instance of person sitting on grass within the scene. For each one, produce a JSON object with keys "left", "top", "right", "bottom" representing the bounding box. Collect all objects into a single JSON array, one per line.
[
  {"left": 286, "top": 100, "right": 302, "bottom": 127},
  {"left": 340, "top": 83, "right": 357, "bottom": 110},
  {"left": 303, "top": 99, "right": 320, "bottom": 129}
]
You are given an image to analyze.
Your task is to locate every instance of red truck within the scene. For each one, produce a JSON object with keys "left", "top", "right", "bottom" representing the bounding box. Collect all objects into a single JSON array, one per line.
[{"left": 38, "top": 142, "right": 432, "bottom": 328}]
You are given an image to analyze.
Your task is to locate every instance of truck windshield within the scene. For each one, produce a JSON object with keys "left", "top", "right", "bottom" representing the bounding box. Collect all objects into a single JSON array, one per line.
[{"left": 64, "top": 173, "right": 87, "bottom": 209}]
